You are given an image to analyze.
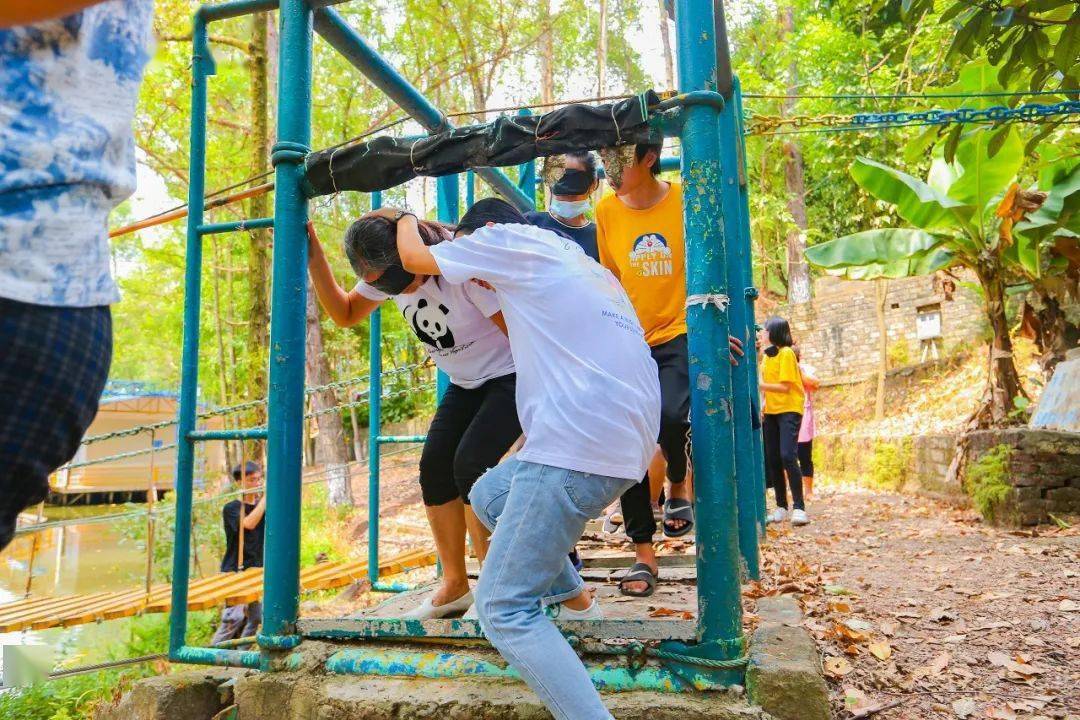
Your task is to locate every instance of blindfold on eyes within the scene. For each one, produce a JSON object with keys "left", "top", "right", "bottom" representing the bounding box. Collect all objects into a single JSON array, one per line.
[
  {"left": 551, "top": 168, "right": 594, "bottom": 195},
  {"left": 369, "top": 262, "right": 416, "bottom": 295}
]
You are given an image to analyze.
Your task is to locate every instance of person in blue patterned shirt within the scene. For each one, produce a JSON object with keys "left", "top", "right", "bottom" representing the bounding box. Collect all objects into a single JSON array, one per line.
[{"left": 0, "top": 1, "right": 153, "bottom": 551}]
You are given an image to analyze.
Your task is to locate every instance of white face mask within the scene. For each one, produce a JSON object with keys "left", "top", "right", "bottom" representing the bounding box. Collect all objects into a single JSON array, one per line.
[{"left": 549, "top": 198, "right": 590, "bottom": 218}]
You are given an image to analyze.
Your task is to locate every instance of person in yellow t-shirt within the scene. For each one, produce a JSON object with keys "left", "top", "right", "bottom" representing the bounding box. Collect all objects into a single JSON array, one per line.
[
  {"left": 596, "top": 142, "right": 745, "bottom": 597},
  {"left": 758, "top": 316, "right": 809, "bottom": 526}
]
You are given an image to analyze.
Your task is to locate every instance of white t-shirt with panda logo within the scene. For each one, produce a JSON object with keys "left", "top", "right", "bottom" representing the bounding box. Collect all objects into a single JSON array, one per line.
[
  {"left": 355, "top": 277, "right": 515, "bottom": 389},
  {"left": 430, "top": 223, "right": 661, "bottom": 481}
]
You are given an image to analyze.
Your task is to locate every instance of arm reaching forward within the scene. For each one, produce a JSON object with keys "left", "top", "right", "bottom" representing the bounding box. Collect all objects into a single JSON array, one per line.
[{"left": 307, "top": 221, "right": 383, "bottom": 327}]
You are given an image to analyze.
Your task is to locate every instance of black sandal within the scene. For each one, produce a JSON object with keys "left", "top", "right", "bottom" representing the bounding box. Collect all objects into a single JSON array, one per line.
[
  {"left": 662, "top": 498, "right": 695, "bottom": 538},
  {"left": 618, "top": 562, "right": 659, "bottom": 598}
]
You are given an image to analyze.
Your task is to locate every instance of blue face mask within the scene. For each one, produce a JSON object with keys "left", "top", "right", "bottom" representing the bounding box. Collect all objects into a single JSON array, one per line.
[{"left": 548, "top": 198, "right": 590, "bottom": 218}]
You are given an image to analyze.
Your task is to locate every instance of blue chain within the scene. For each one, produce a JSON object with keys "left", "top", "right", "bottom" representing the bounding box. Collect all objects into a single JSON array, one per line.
[{"left": 850, "top": 100, "right": 1080, "bottom": 127}]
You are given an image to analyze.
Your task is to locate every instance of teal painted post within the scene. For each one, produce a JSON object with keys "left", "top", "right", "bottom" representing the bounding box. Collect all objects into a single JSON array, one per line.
[
  {"left": 732, "top": 81, "right": 767, "bottom": 537},
  {"left": 435, "top": 175, "right": 459, "bottom": 401},
  {"left": 368, "top": 190, "right": 383, "bottom": 584},
  {"left": 673, "top": 0, "right": 744, "bottom": 666},
  {"left": 260, "top": 0, "right": 313, "bottom": 649},
  {"left": 169, "top": 11, "right": 212, "bottom": 658},
  {"left": 516, "top": 109, "right": 536, "bottom": 204},
  {"left": 717, "top": 76, "right": 758, "bottom": 580},
  {"left": 466, "top": 170, "right": 475, "bottom": 207}
]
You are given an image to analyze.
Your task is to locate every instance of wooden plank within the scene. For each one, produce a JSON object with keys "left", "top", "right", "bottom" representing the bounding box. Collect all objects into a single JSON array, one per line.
[{"left": 0, "top": 592, "right": 114, "bottom": 631}]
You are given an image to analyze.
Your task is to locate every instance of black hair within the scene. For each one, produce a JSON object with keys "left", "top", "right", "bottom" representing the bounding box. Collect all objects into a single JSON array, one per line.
[
  {"left": 456, "top": 197, "right": 527, "bottom": 235},
  {"left": 565, "top": 151, "right": 597, "bottom": 178},
  {"left": 343, "top": 215, "right": 446, "bottom": 276},
  {"left": 764, "top": 316, "right": 794, "bottom": 348},
  {"left": 635, "top": 143, "right": 663, "bottom": 176}
]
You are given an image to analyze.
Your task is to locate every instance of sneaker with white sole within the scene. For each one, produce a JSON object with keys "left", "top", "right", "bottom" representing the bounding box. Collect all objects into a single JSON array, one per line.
[
  {"left": 790, "top": 509, "right": 810, "bottom": 526},
  {"left": 767, "top": 508, "right": 788, "bottom": 524},
  {"left": 545, "top": 597, "right": 603, "bottom": 621},
  {"left": 402, "top": 590, "right": 474, "bottom": 619}
]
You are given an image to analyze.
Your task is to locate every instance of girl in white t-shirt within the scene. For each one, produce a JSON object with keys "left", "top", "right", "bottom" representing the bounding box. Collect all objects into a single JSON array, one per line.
[{"left": 307, "top": 218, "right": 520, "bottom": 620}]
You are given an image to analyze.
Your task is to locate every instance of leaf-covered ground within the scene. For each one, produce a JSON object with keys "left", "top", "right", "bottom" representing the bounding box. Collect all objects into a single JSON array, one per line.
[{"left": 757, "top": 484, "right": 1079, "bottom": 720}]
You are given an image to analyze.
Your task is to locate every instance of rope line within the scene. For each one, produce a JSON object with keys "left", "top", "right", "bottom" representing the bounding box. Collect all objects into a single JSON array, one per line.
[{"left": 743, "top": 88, "right": 1079, "bottom": 101}]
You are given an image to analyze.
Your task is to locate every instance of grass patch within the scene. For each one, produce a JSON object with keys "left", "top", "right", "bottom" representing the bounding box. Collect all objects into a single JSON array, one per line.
[
  {"left": 965, "top": 444, "right": 1013, "bottom": 522},
  {"left": 869, "top": 439, "right": 912, "bottom": 491}
]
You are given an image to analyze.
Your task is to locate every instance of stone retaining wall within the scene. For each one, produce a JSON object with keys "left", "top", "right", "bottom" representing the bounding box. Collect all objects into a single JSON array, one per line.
[{"left": 814, "top": 428, "right": 1080, "bottom": 525}]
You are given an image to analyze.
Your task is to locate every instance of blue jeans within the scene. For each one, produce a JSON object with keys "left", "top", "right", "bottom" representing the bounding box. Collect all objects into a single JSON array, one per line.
[{"left": 470, "top": 458, "right": 636, "bottom": 720}]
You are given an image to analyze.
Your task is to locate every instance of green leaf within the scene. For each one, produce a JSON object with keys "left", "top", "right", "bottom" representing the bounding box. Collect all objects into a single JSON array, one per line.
[
  {"left": 904, "top": 126, "right": 941, "bottom": 165},
  {"left": 1054, "top": 11, "right": 1080, "bottom": 75},
  {"left": 1004, "top": 231, "right": 1042, "bottom": 277},
  {"left": 947, "top": 9, "right": 988, "bottom": 60},
  {"left": 944, "top": 124, "right": 963, "bottom": 164},
  {"left": 987, "top": 126, "right": 1010, "bottom": 158},
  {"left": 991, "top": 8, "right": 1014, "bottom": 26},
  {"left": 851, "top": 156, "right": 973, "bottom": 231},
  {"left": 805, "top": 228, "right": 944, "bottom": 268},
  {"left": 948, "top": 128, "right": 1024, "bottom": 209}
]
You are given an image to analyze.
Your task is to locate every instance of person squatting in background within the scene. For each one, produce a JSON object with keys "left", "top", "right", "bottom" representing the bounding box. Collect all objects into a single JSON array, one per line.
[
  {"left": 395, "top": 197, "right": 661, "bottom": 720},
  {"left": 759, "top": 317, "right": 809, "bottom": 526},
  {"left": 0, "top": 0, "right": 154, "bottom": 552},
  {"left": 794, "top": 344, "right": 819, "bottom": 500},
  {"left": 307, "top": 215, "right": 522, "bottom": 620},
  {"left": 212, "top": 462, "right": 266, "bottom": 643}
]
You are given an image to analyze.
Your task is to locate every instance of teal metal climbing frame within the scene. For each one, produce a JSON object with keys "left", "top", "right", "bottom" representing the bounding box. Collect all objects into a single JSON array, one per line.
[{"left": 171, "top": 0, "right": 762, "bottom": 689}]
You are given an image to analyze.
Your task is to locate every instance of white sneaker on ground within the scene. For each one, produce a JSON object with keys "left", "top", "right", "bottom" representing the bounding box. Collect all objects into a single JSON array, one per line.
[
  {"left": 767, "top": 508, "right": 788, "bottom": 524},
  {"left": 545, "top": 597, "right": 603, "bottom": 621},
  {"left": 402, "top": 590, "right": 474, "bottom": 620},
  {"left": 790, "top": 509, "right": 810, "bottom": 526}
]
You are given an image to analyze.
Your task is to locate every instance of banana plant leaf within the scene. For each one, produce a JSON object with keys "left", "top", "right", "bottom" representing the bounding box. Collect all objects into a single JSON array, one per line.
[{"left": 851, "top": 157, "right": 974, "bottom": 231}]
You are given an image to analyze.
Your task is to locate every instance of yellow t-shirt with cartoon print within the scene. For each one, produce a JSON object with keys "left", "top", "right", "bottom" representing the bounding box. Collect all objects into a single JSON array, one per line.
[
  {"left": 761, "top": 346, "right": 805, "bottom": 415},
  {"left": 595, "top": 182, "right": 687, "bottom": 347}
]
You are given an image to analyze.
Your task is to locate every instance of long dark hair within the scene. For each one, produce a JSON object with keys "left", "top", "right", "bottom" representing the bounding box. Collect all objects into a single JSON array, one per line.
[
  {"left": 342, "top": 215, "right": 449, "bottom": 276},
  {"left": 764, "top": 316, "right": 794, "bottom": 348},
  {"left": 456, "top": 197, "right": 527, "bottom": 235}
]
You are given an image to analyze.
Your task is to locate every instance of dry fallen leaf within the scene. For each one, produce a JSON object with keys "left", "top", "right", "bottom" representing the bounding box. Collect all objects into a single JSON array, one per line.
[
  {"left": 951, "top": 697, "right": 977, "bottom": 718},
  {"left": 823, "top": 656, "right": 853, "bottom": 679},
  {"left": 648, "top": 607, "right": 693, "bottom": 620},
  {"left": 869, "top": 640, "right": 893, "bottom": 661},
  {"left": 1058, "top": 599, "right": 1079, "bottom": 612},
  {"left": 986, "top": 707, "right": 1018, "bottom": 720}
]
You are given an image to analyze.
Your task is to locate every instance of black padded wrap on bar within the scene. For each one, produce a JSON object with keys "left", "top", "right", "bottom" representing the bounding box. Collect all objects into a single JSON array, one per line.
[{"left": 303, "top": 91, "right": 662, "bottom": 196}]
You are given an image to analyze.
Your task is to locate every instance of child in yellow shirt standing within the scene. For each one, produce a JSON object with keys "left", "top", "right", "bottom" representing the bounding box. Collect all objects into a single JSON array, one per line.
[{"left": 758, "top": 317, "right": 809, "bottom": 526}]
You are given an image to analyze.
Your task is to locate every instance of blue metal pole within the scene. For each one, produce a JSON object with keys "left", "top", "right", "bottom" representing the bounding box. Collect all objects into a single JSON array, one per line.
[
  {"left": 311, "top": 8, "right": 533, "bottom": 212},
  {"left": 465, "top": 170, "right": 475, "bottom": 207},
  {"left": 717, "top": 77, "right": 758, "bottom": 580},
  {"left": 260, "top": 0, "right": 313, "bottom": 650},
  {"left": 169, "top": 11, "right": 213, "bottom": 659},
  {"left": 435, "top": 175, "right": 459, "bottom": 401},
  {"left": 670, "top": 0, "right": 743, "bottom": 672},
  {"left": 732, "top": 81, "right": 767, "bottom": 538},
  {"left": 368, "top": 188, "right": 383, "bottom": 585}
]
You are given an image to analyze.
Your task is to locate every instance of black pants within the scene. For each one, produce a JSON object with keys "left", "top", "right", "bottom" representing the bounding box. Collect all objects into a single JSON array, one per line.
[
  {"left": 419, "top": 373, "right": 521, "bottom": 506},
  {"left": 0, "top": 298, "right": 112, "bottom": 551},
  {"left": 798, "top": 440, "right": 813, "bottom": 478},
  {"left": 619, "top": 334, "right": 691, "bottom": 544},
  {"left": 763, "top": 412, "right": 804, "bottom": 511}
]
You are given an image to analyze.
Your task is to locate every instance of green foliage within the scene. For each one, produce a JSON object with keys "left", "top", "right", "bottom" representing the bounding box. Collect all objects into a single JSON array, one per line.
[
  {"left": 887, "top": 339, "right": 912, "bottom": 368},
  {"left": 965, "top": 443, "right": 1013, "bottom": 521},
  {"left": 868, "top": 439, "right": 912, "bottom": 491}
]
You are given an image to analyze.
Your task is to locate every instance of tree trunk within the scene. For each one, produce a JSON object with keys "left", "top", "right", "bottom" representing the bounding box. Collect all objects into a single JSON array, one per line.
[
  {"left": 781, "top": 6, "right": 811, "bottom": 305},
  {"left": 210, "top": 236, "right": 235, "bottom": 472},
  {"left": 247, "top": 13, "right": 271, "bottom": 435},
  {"left": 874, "top": 279, "right": 888, "bottom": 420},
  {"left": 597, "top": 0, "right": 608, "bottom": 97},
  {"left": 305, "top": 278, "right": 353, "bottom": 506},
  {"left": 658, "top": 0, "right": 675, "bottom": 91},
  {"left": 974, "top": 265, "right": 1025, "bottom": 426},
  {"left": 540, "top": 0, "right": 555, "bottom": 106}
]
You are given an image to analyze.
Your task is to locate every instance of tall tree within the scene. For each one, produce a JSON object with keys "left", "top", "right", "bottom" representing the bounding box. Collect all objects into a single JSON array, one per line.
[
  {"left": 658, "top": 0, "right": 675, "bottom": 90},
  {"left": 305, "top": 278, "right": 353, "bottom": 506},
  {"left": 597, "top": 0, "right": 609, "bottom": 96},
  {"left": 781, "top": 5, "right": 811, "bottom": 304},
  {"left": 540, "top": 0, "right": 555, "bottom": 106}
]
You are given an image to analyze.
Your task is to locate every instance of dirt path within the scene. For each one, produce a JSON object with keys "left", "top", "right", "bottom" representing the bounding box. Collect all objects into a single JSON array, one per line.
[{"left": 757, "top": 485, "right": 1079, "bottom": 720}]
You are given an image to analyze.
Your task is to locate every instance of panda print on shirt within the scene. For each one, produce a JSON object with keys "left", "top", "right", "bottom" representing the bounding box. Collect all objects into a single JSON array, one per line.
[
  {"left": 404, "top": 298, "right": 455, "bottom": 350},
  {"left": 385, "top": 277, "right": 515, "bottom": 390}
]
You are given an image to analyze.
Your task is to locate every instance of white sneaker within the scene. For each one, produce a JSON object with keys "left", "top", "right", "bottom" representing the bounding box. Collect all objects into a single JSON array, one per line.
[
  {"left": 545, "top": 597, "right": 603, "bottom": 621},
  {"left": 790, "top": 509, "right": 810, "bottom": 526},
  {"left": 767, "top": 508, "right": 788, "bottom": 524},
  {"left": 402, "top": 590, "right": 474, "bottom": 619}
]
